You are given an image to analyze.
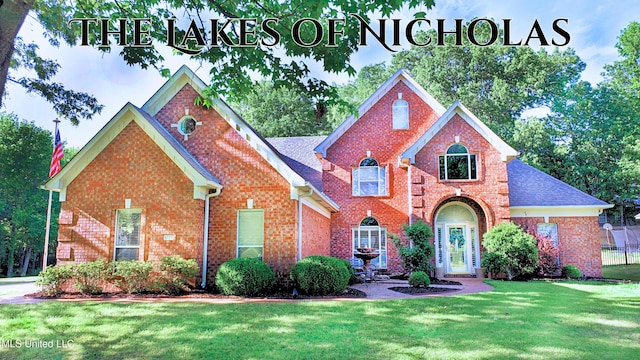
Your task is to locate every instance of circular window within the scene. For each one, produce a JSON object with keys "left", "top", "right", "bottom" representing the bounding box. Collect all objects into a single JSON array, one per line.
[{"left": 178, "top": 116, "right": 197, "bottom": 135}]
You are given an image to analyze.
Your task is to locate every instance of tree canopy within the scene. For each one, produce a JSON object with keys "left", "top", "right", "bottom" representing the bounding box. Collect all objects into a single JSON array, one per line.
[
  {"left": 242, "top": 20, "right": 640, "bottom": 223},
  {"left": 0, "top": 0, "right": 435, "bottom": 124}
]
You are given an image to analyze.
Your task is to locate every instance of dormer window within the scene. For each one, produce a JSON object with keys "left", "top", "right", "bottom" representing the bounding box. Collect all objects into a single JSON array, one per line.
[
  {"left": 392, "top": 99, "right": 409, "bottom": 129},
  {"left": 439, "top": 144, "right": 477, "bottom": 180},
  {"left": 353, "top": 157, "right": 387, "bottom": 196}
]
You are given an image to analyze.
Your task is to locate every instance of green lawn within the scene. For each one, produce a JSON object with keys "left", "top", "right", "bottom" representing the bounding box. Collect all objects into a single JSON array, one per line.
[
  {"left": 1, "top": 280, "right": 639, "bottom": 359},
  {"left": 0, "top": 276, "right": 38, "bottom": 285},
  {"left": 603, "top": 264, "right": 640, "bottom": 281}
]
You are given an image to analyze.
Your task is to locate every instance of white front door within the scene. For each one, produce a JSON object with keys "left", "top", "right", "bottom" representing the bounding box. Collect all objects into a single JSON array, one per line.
[
  {"left": 434, "top": 202, "right": 481, "bottom": 275},
  {"left": 445, "top": 224, "right": 471, "bottom": 274}
]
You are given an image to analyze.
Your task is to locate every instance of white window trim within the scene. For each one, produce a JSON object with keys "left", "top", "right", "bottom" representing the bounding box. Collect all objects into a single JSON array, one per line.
[
  {"left": 114, "top": 208, "right": 142, "bottom": 261},
  {"left": 352, "top": 224, "right": 387, "bottom": 269},
  {"left": 392, "top": 99, "right": 409, "bottom": 130},
  {"left": 352, "top": 162, "right": 387, "bottom": 196},
  {"left": 439, "top": 146, "right": 477, "bottom": 181},
  {"left": 236, "top": 209, "right": 265, "bottom": 259}
]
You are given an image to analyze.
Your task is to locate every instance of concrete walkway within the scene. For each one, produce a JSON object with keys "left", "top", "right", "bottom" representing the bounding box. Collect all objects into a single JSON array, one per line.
[
  {"left": 0, "top": 278, "right": 493, "bottom": 305},
  {"left": 0, "top": 281, "right": 42, "bottom": 305},
  {"left": 351, "top": 277, "right": 494, "bottom": 299}
]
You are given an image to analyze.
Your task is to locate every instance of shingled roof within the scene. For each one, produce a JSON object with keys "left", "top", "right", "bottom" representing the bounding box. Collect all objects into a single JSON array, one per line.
[
  {"left": 132, "top": 104, "right": 222, "bottom": 185},
  {"left": 507, "top": 159, "right": 609, "bottom": 207},
  {"left": 267, "top": 136, "right": 326, "bottom": 191}
]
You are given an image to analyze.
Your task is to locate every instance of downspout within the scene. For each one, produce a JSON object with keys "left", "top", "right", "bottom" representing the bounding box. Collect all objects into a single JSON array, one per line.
[
  {"left": 407, "top": 165, "right": 413, "bottom": 226},
  {"left": 297, "top": 188, "right": 314, "bottom": 261},
  {"left": 201, "top": 188, "right": 220, "bottom": 289}
]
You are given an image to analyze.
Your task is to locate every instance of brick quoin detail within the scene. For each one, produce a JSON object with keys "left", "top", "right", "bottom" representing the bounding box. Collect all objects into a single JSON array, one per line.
[
  {"left": 323, "top": 81, "right": 441, "bottom": 273},
  {"left": 412, "top": 114, "right": 510, "bottom": 229},
  {"left": 57, "top": 121, "right": 204, "bottom": 270},
  {"left": 56, "top": 71, "right": 607, "bottom": 281},
  {"left": 513, "top": 217, "right": 603, "bottom": 277}
]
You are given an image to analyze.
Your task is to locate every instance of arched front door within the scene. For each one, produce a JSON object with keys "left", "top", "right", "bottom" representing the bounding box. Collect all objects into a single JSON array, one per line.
[{"left": 434, "top": 202, "right": 480, "bottom": 275}]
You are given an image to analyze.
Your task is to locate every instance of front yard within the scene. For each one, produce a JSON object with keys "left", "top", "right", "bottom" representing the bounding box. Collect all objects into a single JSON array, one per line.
[{"left": 1, "top": 280, "right": 639, "bottom": 359}]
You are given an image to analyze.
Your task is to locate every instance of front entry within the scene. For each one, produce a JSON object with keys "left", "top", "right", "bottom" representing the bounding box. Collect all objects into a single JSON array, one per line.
[{"left": 435, "top": 203, "right": 480, "bottom": 275}]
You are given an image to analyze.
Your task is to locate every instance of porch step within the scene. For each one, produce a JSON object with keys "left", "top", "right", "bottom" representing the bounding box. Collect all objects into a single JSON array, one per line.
[{"left": 444, "top": 274, "right": 476, "bottom": 278}]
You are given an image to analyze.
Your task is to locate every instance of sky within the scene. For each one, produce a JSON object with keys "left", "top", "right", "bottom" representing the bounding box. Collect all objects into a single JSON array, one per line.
[{"left": 2, "top": 0, "right": 639, "bottom": 149}]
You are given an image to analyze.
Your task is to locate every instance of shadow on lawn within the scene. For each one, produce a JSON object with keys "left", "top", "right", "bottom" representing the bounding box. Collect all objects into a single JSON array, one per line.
[{"left": 1, "top": 281, "right": 639, "bottom": 359}]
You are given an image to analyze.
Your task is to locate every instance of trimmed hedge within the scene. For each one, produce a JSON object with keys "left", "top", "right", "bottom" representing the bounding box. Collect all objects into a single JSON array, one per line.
[
  {"left": 562, "top": 265, "right": 582, "bottom": 279},
  {"left": 290, "top": 255, "right": 350, "bottom": 296},
  {"left": 110, "top": 260, "right": 154, "bottom": 294},
  {"left": 73, "top": 259, "right": 108, "bottom": 294},
  {"left": 408, "top": 271, "right": 430, "bottom": 288},
  {"left": 36, "top": 264, "right": 74, "bottom": 296},
  {"left": 215, "top": 258, "right": 276, "bottom": 296},
  {"left": 155, "top": 255, "right": 199, "bottom": 295},
  {"left": 36, "top": 256, "right": 198, "bottom": 296}
]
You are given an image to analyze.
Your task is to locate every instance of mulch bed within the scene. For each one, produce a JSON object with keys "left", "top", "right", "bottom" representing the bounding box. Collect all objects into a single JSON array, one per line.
[
  {"left": 388, "top": 286, "right": 460, "bottom": 295},
  {"left": 25, "top": 287, "right": 368, "bottom": 301}
]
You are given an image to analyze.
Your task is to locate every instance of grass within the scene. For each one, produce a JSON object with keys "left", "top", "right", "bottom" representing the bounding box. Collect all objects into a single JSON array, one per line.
[
  {"left": 0, "top": 276, "right": 38, "bottom": 285},
  {"left": 602, "top": 264, "right": 640, "bottom": 281},
  {"left": 0, "top": 281, "right": 639, "bottom": 359}
]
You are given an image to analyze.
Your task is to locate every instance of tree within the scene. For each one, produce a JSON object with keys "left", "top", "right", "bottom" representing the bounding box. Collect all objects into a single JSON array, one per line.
[
  {"left": 390, "top": 220, "right": 435, "bottom": 274},
  {"left": 481, "top": 222, "right": 538, "bottom": 280},
  {"left": 233, "top": 80, "right": 332, "bottom": 138},
  {"left": 0, "top": 113, "right": 76, "bottom": 276},
  {"left": 604, "top": 21, "right": 640, "bottom": 97},
  {"left": 1, "top": 1, "right": 104, "bottom": 124},
  {"left": 1, "top": 0, "right": 436, "bottom": 124},
  {"left": 0, "top": 113, "right": 50, "bottom": 276},
  {"left": 325, "top": 62, "right": 394, "bottom": 128},
  {"left": 391, "top": 22, "right": 584, "bottom": 140}
]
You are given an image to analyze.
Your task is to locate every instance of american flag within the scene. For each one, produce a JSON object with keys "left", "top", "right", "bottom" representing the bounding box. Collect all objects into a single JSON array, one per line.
[{"left": 49, "top": 126, "right": 64, "bottom": 178}]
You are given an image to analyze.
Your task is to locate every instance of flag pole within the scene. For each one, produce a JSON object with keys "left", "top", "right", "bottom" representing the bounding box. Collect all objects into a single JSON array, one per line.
[{"left": 43, "top": 118, "right": 61, "bottom": 270}]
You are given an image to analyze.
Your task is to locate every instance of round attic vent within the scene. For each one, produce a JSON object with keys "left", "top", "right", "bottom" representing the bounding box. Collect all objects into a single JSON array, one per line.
[{"left": 178, "top": 116, "right": 197, "bottom": 135}]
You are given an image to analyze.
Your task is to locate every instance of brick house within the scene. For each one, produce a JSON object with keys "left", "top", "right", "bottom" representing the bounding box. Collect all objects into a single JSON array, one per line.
[{"left": 45, "top": 66, "right": 612, "bottom": 285}]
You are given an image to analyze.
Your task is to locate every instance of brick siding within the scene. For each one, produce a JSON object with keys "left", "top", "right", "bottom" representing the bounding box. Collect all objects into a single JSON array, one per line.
[
  {"left": 57, "top": 121, "right": 204, "bottom": 269},
  {"left": 513, "top": 217, "right": 603, "bottom": 277},
  {"left": 323, "top": 81, "right": 441, "bottom": 272},
  {"left": 301, "top": 204, "right": 331, "bottom": 258}
]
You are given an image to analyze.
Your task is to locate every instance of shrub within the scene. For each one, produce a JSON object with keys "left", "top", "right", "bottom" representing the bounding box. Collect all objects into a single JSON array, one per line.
[
  {"left": 535, "top": 236, "right": 560, "bottom": 277},
  {"left": 391, "top": 220, "right": 435, "bottom": 274},
  {"left": 481, "top": 222, "right": 538, "bottom": 280},
  {"left": 562, "top": 265, "right": 582, "bottom": 279},
  {"left": 215, "top": 258, "right": 275, "bottom": 296},
  {"left": 523, "top": 226, "right": 560, "bottom": 277},
  {"left": 36, "top": 264, "right": 74, "bottom": 296},
  {"left": 155, "top": 255, "right": 199, "bottom": 294},
  {"left": 408, "top": 271, "right": 430, "bottom": 288},
  {"left": 72, "top": 259, "right": 108, "bottom": 294},
  {"left": 110, "top": 260, "right": 154, "bottom": 294},
  {"left": 290, "top": 256, "right": 350, "bottom": 296}
]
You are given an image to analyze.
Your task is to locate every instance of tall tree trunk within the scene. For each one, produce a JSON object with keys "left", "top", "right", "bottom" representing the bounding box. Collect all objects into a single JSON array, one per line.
[
  {"left": 0, "top": 0, "right": 36, "bottom": 106},
  {"left": 20, "top": 246, "right": 31, "bottom": 276},
  {"left": 6, "top": 247, "right": 14, "bottom": 277}
]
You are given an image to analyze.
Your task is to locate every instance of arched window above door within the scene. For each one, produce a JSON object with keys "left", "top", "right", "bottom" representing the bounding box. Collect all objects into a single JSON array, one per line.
[{"left": 439, "top": 144, "right": 477, "bottom": 180}]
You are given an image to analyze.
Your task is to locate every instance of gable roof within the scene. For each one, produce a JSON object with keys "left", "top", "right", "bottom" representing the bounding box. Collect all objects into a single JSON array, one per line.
[
  {"left": 267, "top": 136, "right": 326, "bottom": 191},
  {"left": 507, "top": 159, "right": 613, "bottom": 216},
  {"left": 314, "top": 69, "right": 447, "bottom": 157},
  {"left": 47, "top": 65, "right": 338, "bottom": 211},
  {"left": 402, "top": 101, "right": 519, "bottom": 164},
  {"left": 44, "top": 103, "right": 222, "bottom": 200}
]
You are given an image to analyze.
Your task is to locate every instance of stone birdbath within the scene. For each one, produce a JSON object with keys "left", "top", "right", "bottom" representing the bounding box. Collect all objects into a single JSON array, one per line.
[{"left": 354, "top": 247, "right": 380, "bottom": 271}]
